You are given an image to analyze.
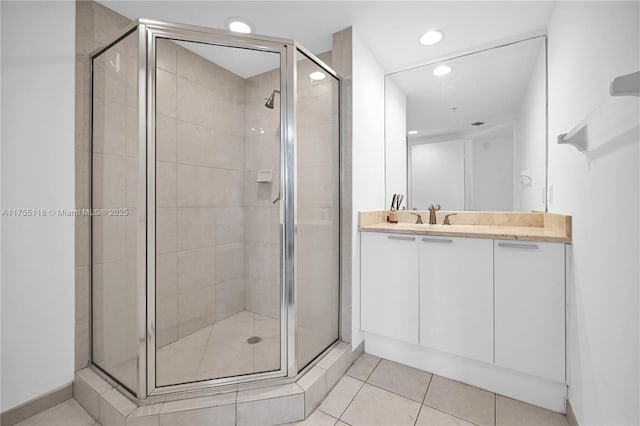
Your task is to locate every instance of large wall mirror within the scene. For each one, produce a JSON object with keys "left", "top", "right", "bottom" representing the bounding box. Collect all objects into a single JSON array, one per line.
[{"left": 385, "top": 36, "right": 548, "bottom": 212}]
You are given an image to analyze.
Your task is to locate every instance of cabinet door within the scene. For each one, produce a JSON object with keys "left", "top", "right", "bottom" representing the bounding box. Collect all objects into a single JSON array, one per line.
[
  {"left": 419, "top": 236, "right": 494, "bottom": 363},
  {"left": 494, "top": 240, "right": 565, "bottom": 382},
  {"left": 361, "top": 232, "right": 419, "bottom": 344}
]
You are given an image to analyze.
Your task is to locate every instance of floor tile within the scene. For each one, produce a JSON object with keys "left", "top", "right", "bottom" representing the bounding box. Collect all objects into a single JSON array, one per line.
[
  {"left": 424, "top": 376, "right": 495, "bottom": 426},
  {"left": 346, "top": 353, "right": 380, "bottom": 381},
  {"left": 318, "top": 375, "right": 364, "bottom": 418},
  {"left": 416, "top": 405, "right": 475, "bottom": 426},
  {"left": 341, "top": 383, "right": 421, "bottom": 426},
  {"left": 15, "top": 399, "right": 96, "bottom": 426},
  {"left": 367, "top": 359, "right": 432, "bottom": 402},
  {"left": 496, "top": 395, "right": 568, "bottom": 426},
  {"left": 291, "top": 409, "right": 338, "bottom": 426}
]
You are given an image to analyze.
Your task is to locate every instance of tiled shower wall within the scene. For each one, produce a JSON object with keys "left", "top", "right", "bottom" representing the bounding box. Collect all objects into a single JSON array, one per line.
[{"left": 154, "top": 39, "right": 246, "bottom": 347}]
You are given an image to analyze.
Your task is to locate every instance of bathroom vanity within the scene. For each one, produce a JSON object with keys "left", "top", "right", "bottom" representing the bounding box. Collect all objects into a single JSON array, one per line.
[{"left": 358, "top": 210, "right": 571, "bottom": 412}]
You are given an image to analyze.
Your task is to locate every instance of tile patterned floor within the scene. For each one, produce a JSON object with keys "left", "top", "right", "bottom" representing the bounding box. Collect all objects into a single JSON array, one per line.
[
  {"left": 15, "top": 399, "right": 98, "bottom": 426},
  {"left": 295, "top": 353, "right": 570, "bottom": 426},
  {"left": 17, "top": 353, "right": 569, "bottom": 426}
]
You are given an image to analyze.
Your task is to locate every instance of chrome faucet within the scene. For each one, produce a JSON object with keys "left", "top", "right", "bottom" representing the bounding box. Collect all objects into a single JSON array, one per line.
[
  {"left": 427, "top": 204, "right": 440, "bottom": 225},
  {"left": 410, "top": 212, "right": 423, "bottom": 224}
]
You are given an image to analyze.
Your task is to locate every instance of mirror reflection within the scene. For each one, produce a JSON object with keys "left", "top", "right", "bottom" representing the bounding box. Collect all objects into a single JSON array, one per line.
[{"left": 385, "top": 36, "right": 547, "bottom": 212}]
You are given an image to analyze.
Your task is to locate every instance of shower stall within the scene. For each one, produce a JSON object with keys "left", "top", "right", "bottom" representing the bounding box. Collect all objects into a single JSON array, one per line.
[{"left": 90, "top": 19, "right": 341, "bottom": 400}]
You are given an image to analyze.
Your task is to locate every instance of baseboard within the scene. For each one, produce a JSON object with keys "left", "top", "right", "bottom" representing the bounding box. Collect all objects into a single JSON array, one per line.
[
  {"left": 0, "top": 383, "right": 72, "bottom": 426},
  {"left": 566, "top": 400, "right": 579, "bottom": 426}
]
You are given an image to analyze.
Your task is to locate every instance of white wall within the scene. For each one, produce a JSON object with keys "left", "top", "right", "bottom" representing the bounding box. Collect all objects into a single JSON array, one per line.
[
  {"left": 547, "top": 2, "right": 639, "bottom": 425},
  {"left": 351, "top": 28, "right": 386, "bottom": 348},
  {"left": 514, "top": 41, "right": 547, "bottom": 212},
  {"left": 384, "top": 78, "right": 406, "bottom": 208},
  {"left": 1, "top": 1, "right": 75, "bottom": 411}
]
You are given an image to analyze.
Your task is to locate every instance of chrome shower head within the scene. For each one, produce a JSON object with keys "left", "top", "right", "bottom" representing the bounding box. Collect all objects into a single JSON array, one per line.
[{"left": 265, "top": 89, "right": 280, "bottom": 109}]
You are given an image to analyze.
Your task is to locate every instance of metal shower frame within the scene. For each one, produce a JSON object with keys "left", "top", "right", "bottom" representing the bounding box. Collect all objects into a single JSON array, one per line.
[{"left": 89, "top": 18, "right": 342, "bottom": 402}]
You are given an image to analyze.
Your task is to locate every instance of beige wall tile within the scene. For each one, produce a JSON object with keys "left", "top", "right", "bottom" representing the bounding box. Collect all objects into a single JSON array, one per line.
[
  {"left": 177, "top": 77, "right": 214, "bottom": 128},
  {"left": 214, "top": 279, "right": 244, "bottom": 322},
  {"left": 157, "top": 39, "right": 177, "bottom": 74},
  {"left": 177, "top": 164, "right": 215, "bottom": 207},
  {"left": 156, "top": 69, "right": 177, "bottom": 118},
  {"left": 93, "top": 50, "right": 126, "bottom": 104},
  {"left": 92, "top": 2, "right": 129, "bottom": 46},
  {"left": 177, "top": 247, "right": 215, "bottom": 293},
  {"left": 156, "top": 114, "right": 177, "bottom": 163},
  {"left": 156, "top": 207, "right": 177, "bottom": 254},
  {"left": 156, "top": 161, "right": 177, "bottom": 207},
  {"left": 215, "top": 207, "right": 244, "bottom": 244},
  {"left": 93, "top": 98, "right": 127, "bottom": 156},
  {"left": 75, "top": 266, "right": 90, "bottom": 325},
  {"left": 92, "top": 153, "right": 126, "bottom": 208},
  {"left": 92, "top": 215, "right": 127, "bottom": 263},
  {"left": 177, "top": 286, "right": 215, "bottom": 338},
  {"left": 177, "top": 207, "right": 215, "bottom": 250},
  {"left": 176, "top": 120, "right": 216, "bottom": 167},
  {"left": 215, "top": 243, "right": 243, "bottom": 283}
]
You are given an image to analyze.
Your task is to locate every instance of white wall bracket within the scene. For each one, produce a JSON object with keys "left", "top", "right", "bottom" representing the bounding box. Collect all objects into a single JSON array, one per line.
[{"left": 557, "top": 125, "right": 588, "bottom": 152}]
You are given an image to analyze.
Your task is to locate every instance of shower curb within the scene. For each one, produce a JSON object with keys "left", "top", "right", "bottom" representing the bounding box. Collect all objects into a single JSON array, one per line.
[{"left": 73, "top": 341, "right": 360, "bottom": 425}]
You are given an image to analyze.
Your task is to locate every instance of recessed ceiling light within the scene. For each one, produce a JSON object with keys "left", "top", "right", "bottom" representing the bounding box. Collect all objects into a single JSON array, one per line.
[
  {"left": 433, "top": 65, "right": 452, "bottom": 76},
  {"left": 419, "top": 30, "right": 444, "bottom": 46},
  {"left": 226, "top": 17, "right": 253, "bottom": 34},
  {"left": 408, "top": 130, "right": 419, "bottom": 135},
  {"left": 309, "top": 71, "right": 326, "bottom": 81}
]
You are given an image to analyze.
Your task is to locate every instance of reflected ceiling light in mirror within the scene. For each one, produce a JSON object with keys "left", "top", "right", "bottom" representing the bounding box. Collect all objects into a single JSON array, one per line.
[
  {"left": 419, "top": 30, "right": 444, "bottom": 46},
  {"left": 226, "top": 17, "right": 253, "bottom": 33},
  {"left": 408, "top": 130, "right": 419, "bottom": 135},
  {"left": 309, "top": 71, "right": 326, "bottom": 81},
  {"left": 433, "top": 64, "right": 452, "bottom": 76}
]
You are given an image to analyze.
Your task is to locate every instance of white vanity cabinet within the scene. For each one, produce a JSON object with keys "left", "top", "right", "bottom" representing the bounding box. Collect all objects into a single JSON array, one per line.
[
  {"left": 494, "top": 240, "right": 566, "bottom": 382},
  {"left": 361, "top": 232, "right": 419, "bottom": 344},
  {"left": 419, "top": 236, "right": 494, "bottom": 363}
]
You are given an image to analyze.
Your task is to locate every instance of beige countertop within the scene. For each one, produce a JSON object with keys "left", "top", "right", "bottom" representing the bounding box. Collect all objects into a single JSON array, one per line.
[{"left": 358, "top": 211, "right": 572, "bottom": 243}]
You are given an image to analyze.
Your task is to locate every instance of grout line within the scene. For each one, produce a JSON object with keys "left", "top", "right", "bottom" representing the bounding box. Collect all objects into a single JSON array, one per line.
[
  {"left": 362, "top": 357, "right": 382, "bottom": 383},
  {"left": 334, "top": 378, "right": 366, "bottom": 421},
  {"left": 421, "top": 402, "right": 483, "bottom": 426},
  {"left": 494, "top": 393, "right": 497, "bottom": 426},
  {"left": 413, "top": 374, "right": 434, "bottom": 426}
]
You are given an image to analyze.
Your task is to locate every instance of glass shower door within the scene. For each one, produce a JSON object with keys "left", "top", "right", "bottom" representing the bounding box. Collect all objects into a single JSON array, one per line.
[
  {"left": 295, "top": 49, "right": 341, "bottom": 369},
  {"left": 152, "top": 37, "right": 284, "bottom": 386}
]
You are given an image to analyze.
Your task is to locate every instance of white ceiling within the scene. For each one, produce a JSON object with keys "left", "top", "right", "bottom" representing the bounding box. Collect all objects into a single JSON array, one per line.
[
  {"left": 99, "top": 1, "right": 555, "bottom": 75},
  {"left": 392, "top": 36, "right": 545, "bottom": 139}
]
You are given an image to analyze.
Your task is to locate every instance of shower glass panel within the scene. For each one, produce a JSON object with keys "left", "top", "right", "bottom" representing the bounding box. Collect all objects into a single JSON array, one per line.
[
  {"left": 91, "top": 29, "right": 139, "bottom": 392},
  {"left": 295, "top": 50, "right": 340, "bottom": 369},
  {"left": 153, "top": 38, "right": 282, "bottom": 386}
]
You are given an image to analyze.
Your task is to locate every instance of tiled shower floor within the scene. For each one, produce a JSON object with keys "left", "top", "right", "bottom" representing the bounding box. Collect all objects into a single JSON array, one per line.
[
  {"left": 155, "top": 310, "right": 331, "bottom": 385},
  {"left": 156, "top": 310, "right": 281, "bottom": 385}
]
